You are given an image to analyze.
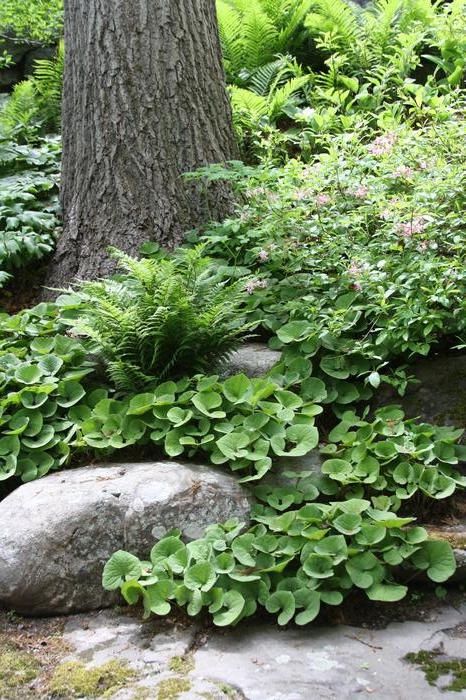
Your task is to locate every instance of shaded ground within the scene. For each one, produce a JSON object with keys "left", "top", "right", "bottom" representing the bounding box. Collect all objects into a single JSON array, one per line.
[{"left": 1, "top": 588, "right": 465, "bottom": 699}]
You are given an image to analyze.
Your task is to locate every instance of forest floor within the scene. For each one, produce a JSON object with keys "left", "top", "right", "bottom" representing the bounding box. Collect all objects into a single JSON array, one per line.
[{"left": 1, "top": 588, "right": 465, "bottom": 699}]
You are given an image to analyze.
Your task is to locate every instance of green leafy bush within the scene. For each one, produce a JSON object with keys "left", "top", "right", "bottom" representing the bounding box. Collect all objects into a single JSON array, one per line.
[
  {"left": 0, "top": 303, "right": 94, "bottom": 481},
  {"left": 0, "top": 136, "right": 60, "bottom": 284},
  {"left": 0, "top": 0, "right": 63, "bottom": 44},
  {"left": 73, "top": 372, "right": 320, "bottom": 482},
  {"left": 71, "top": 247, "right": 253, "bottom": 391},
  {"left": 197, "top": 105, "right": 466, "bottom": 400},
  {"left": 103, "top": 485, "right": 457, "bottom": 626},
  {"left": 0, "top": 42, "right": 64, "bottom": 140}
]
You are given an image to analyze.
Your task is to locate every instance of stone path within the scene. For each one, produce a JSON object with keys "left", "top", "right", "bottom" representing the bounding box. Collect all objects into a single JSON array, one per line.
[{"left": 56, "top": 599, "right": 466, "bottom": 699}]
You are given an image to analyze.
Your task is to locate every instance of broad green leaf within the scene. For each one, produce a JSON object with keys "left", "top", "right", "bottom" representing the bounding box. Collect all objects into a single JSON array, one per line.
[
  {"left": 56, "top": 380, "right": 86, "bottom": 407},
  {"left": 184, "top": 561, "right": 217, "bottom": 592},
  {"left": 150, "top": 536, "right": 185, "bottom": 564},
  {"left": 366, "top": 583, "right": 408, "bottom": 602},
  {"left": 102, "top": 551, "right": 143, "bottom": 590},
  {"left": 127, "top": 393, "right": 155, "bottom": 415},
  {"left": 14, "top": 364, "right": 43, "bottom": 385},
  {"left": 217, "top": 431, "right": 250, "bottom": 459},
  {"left": 192, "top": 391, "right": 225, "bottom": 418},
  {"left": 266, "top": 591, "right": 295, "bottom": 625},
  {"left": 277, "top": 320, "right": 312, "bottom": 344},
  {"left": 333, "top": 513, "right": 362, "bottom": 535},
  {"left": 294, "top": 589, "right": 321, "bottom": 625},
  {"left": 213, "top": 590, "right": 245, "bottom": 626},
  {"left": 411, "top": 541, "right": 456, "bottom": 583},
  {"left": 38, "top": 355, "right": 63, "bottom": 376},
  {"left": 222, "top": 374, "right": 253, "bottom": 404}
]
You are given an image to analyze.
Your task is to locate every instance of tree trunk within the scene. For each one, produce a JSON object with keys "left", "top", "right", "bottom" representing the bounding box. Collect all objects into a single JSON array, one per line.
[{"left": 47, "top": 0, "right": 238, "bottom": 288}]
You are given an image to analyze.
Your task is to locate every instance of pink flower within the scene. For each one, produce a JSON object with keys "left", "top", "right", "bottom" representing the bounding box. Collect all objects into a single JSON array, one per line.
[
  {"left": 353, "top": 185, "right": 369, "bottom": 199},
  {"left": 352, "top": 281, "right": 363, "bottom": 291},
  {"left": 258, "top": 249, "right": 269, "bottom": 262},
  {"left": 380, "top": 209, "right": 392, "bottom": 220},
  {"left": 316, "top": 193, "right": 331, "bottom": 206},
  {"left": 348, "top": 261, "right": 363, "bottom": 276},
  {"left": 397, "top": 216, "right": 428, "bottom": 238},
  {"left": 419, "top": 161, "right": 428, "bottom": 170},
  {"left": 367, "top": 132, "right": 397, "bottom": 156},
  {"left": 392, "top": 165, "right": 414, "bottom": 179},
  {"left": 245, "top": 279, "right": 267, "bottom": 294},
  {"left": 293, "top": 188, "right": 312, "bottom": 201}
]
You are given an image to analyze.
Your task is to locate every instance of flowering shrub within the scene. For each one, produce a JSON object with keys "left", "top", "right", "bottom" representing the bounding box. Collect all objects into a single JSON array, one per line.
[{"left": 197, "top": 105, "right": 466, "bottom": 400}]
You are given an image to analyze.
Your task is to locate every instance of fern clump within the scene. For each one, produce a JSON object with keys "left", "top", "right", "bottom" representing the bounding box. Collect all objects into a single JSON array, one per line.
[{"left": 73, "top": 247, "right": 252, "bottom": 391}]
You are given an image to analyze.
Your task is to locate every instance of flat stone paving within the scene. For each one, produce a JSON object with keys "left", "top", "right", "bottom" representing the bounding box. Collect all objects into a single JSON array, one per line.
[{"left": 59, "top": 599, "right": 466, "bottom": 699}]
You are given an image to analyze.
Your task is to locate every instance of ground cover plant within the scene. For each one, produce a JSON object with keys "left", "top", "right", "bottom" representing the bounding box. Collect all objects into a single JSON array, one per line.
[
  {"left": 0, "top": 136, "right": 60, "bottom": 286},
  {"left": 0, "top": 0, "right": 465, "bottom": 630}
]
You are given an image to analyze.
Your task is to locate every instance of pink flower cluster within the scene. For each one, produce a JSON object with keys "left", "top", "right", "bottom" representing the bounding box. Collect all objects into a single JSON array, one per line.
[
  {"left": 347, "top": 260, "right": 370, "bottom": 291},
  {"left": 258, "top": 249, "right": 269, "bottom": 262},
  {"left": 316, "top": 193, "right": 331, "bottom": 206},
  {"left": 397, "top": 215, "right": 429, "bottom": 238},
  {"left": 392, "top": 165, "right": 414, "bottom": 179},
  {"left": 245, "top": 279, "right": 267, "bottom": 294},
  {"left": 352, "top": 185, "right": 369, "bottom": 199},
  {"left": 367, "top": 132, "right": 397, "bottom": 156}
]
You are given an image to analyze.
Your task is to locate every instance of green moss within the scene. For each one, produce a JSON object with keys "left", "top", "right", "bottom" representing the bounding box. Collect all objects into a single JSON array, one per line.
[
  {"left": 0, "top": 646, "right": 41, "bottom": 694},
  {"left": 215, "top": 682, "right": 240, "bottom": 698},
  {"left": 157, "top": 676, "right": 191, "bottom": 700},
  {"left": 168, "top": 655, "right": 195, "bottom": 674},
  {"left": 49, "top": 660, "right": 136, "bottom": 698},
  {"left": 405, "top": 650, "right": 466, "bottom": 692}
]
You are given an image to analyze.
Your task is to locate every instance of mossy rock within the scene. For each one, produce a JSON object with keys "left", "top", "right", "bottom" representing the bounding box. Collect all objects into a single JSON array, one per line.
[
  {"left": 49, "top": 660, "right": 136, "bottom": 698},
  {"left": 405, "top": 649, "right": 466, "bottom": 692},
  {"left": 0, "top": 645, "right": 41, "bottom": 696}
]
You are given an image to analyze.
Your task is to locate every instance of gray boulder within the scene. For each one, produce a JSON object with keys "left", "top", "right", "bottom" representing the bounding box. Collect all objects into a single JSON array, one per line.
[
  {"left": 0, "top": 461, "right": 252, "bottom": 615},
  {"left": 225, "top": 343, "right": 281, "bottom": 378},
  {"left": 376, "top": 354, "right": 466, "bottom": 429}
]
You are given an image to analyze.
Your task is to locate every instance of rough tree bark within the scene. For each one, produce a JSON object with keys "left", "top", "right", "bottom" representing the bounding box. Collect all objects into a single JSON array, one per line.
[{"left": 46, "top": 0, "right": 238, "bottom": 288}]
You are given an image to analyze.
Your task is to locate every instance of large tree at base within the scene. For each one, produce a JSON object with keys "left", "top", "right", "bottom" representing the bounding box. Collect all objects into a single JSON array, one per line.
[{"left": 46, "top": 0, "right": 238, "bottom": 287}]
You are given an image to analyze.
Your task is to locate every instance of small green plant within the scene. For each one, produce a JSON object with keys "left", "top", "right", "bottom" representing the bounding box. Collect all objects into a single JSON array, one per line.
[
  {"left": 0, "top": 42, "right": 64, "bottom": 140},
  {"left": 103, "top": 484, "right": 457, "bottom": 626},
  {"left": 72, "top": 246, "right": 254, "bottom": 391}
]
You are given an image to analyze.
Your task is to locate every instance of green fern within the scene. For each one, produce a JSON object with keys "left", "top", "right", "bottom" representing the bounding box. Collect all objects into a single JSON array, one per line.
[
  {"left": 74, "top": 247, "right": 252, "bottom": 391},
  {"left": 0, "top": 42, "right": 64, "bottom": 141},
  {"left": 217, "top": 0, "right": 312, "bottom": 82}
]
